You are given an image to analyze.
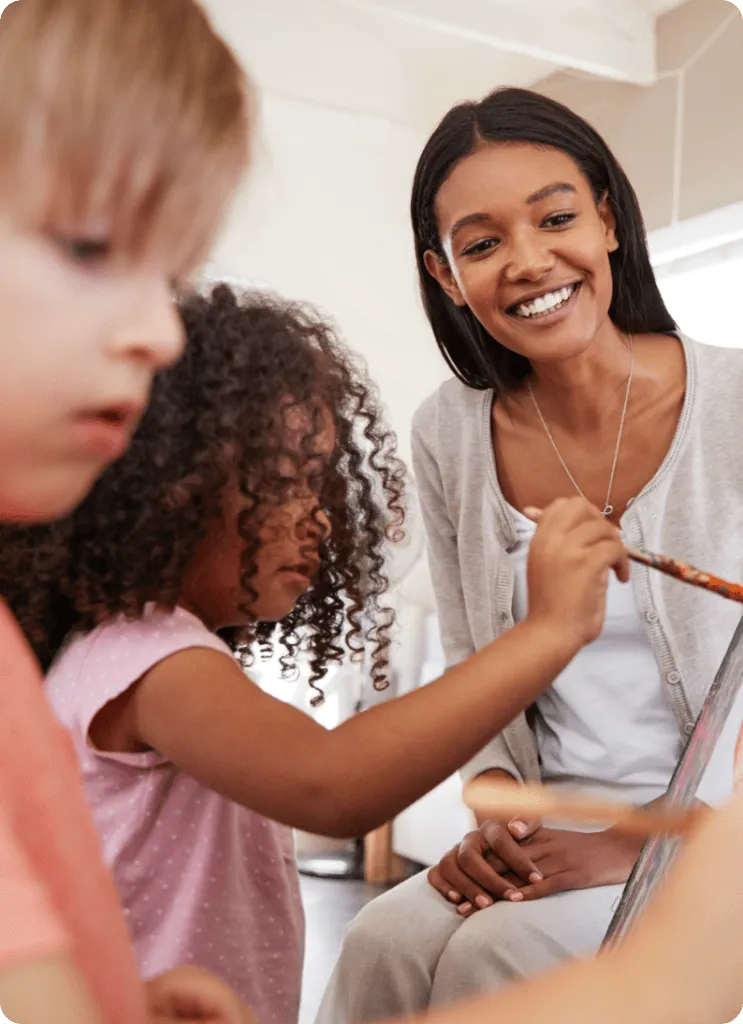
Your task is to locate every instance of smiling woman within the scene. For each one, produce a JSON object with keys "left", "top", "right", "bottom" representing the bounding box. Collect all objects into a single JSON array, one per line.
[
  {"left": 315, "top": 87, "right": 743, "bottom": 1024},
  {"left": 411, "top": 88, "right": 676, "bottom": 395}
]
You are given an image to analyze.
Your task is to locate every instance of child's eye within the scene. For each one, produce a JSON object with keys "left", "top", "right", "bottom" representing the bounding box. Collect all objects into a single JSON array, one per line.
[
  {"left": 57, "top": 237, "right": 112, "bottom": 264},
  {"left": 461, "top": 237, "right": 499, "bottom": 258}
]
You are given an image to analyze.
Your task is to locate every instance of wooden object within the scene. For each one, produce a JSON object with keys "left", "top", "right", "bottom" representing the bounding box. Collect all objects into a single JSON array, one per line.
[
  {"left": 464, "top": 779, "right": 703, "bottom": 839},
  {"left": 364, "top": 823, "right": 408, "bottom": 885}
]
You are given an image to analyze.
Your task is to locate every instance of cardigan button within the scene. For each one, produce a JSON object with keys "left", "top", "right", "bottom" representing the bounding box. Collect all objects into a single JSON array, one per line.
[
  {"left": 645, "top": 610, "right": 659, "bottom": 624},
  {"left": 667, "top": 671, "right": 681, "bottom": 685},
  {"left": 684, "top": 723, "right": 695, "bottom": 736}
]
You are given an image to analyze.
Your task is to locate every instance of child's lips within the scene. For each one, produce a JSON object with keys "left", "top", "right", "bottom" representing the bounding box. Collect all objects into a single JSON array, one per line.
[
  {"left": 71, "top": 400, "right": 145, "bottom": 459},
  {"left": 280, "top": 559, "right": 320, "bottom": 583}
]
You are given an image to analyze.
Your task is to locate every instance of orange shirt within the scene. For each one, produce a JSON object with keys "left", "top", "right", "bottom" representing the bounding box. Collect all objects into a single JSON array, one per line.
[{"left": 0, "top": 600, "right": 146, "bottom": 1022}]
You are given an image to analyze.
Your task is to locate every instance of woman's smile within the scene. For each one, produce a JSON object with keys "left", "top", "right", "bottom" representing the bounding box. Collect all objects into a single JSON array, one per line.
[{"left": 506, "top": 281, "right": 582, "bottom": 324}]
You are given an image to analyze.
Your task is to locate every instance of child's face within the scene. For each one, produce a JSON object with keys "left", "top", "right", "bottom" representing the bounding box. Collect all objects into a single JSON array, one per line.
[
  {"left": 0, "top": 216, "right": 185, "bottom": 521},
  {"left": 182, "top": 487, "right": 332, "bottom": 629},
  {"left": 181, "top": 409, "right": 336, "bottom": 629}
]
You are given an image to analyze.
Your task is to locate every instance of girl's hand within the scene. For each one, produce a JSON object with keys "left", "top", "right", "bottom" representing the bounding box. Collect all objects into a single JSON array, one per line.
[
  {"left": 428, "top": 816, "right": 542, "bottom": 913},
  {"left": 514, "top": 827, "right": 643, "bottom": 901},
  {"left": 146, "top": 967, "right": 256, "bottom": 1024},
  {"left": 525, "top": 497, "right": 629, "bottom": 651}
]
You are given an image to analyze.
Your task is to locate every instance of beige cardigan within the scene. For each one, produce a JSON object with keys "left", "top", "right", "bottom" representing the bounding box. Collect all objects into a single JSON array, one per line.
[{"left": 411, "top": 335, "right": 743, "bottom": 786}]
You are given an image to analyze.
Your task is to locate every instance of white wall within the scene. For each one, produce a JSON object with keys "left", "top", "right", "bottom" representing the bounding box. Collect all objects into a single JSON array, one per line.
[
  {"left": 649, "top": 206, "right": 743, "bottom": 349},
  {"left": 657, "top": 254, "right": 743, "bottom": 349},
  {"left": 208, "top": 92, "right": 449, "bottom": 459}
]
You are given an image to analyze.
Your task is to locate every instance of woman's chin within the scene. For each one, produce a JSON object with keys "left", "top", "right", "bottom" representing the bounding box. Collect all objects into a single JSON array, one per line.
[{"left": 496, "top": 315, "right": 602, "bottom": 366}]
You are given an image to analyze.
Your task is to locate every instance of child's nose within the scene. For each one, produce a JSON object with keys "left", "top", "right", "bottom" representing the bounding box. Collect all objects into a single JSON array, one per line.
[
  {"left": 315, "top": 508, "right": 332, "bottom": 541},
  {"left": 111, "top": 282, "right": 185, "bottom": 371},
  {"left": 299, "top": 508, "right": 331, "bottom": 542}
]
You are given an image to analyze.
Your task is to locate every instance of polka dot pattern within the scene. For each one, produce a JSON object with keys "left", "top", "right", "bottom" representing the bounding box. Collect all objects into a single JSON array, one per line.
[{"left": 46, "top": 605, "right": 305, "bottom": 1024}]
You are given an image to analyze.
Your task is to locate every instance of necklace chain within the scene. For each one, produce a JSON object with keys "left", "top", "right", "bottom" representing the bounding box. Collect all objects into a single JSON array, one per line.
[{"left": 527, "top": 335, "right": 634, "bottom": 518}]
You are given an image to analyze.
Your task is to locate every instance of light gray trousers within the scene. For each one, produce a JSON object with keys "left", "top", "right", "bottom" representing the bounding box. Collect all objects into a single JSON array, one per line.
[{"left": 314, "top": 869, "right": 623, "bottom": 1023}]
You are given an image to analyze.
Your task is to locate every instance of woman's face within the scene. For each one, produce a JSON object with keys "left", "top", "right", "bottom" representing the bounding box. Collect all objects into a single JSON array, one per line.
[{"left": 425, "top": 142, "right": 619, "bottom": 367}]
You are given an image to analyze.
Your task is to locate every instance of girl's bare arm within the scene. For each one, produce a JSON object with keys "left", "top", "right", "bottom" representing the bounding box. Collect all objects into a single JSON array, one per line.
[{"left": 100, "top": 499, "right": 627, "bottom": 838}]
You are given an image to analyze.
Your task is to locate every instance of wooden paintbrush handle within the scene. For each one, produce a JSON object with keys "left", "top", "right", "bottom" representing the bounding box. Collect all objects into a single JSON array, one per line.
[{"left": 464, "top": 779, "right": 703, "bottom": 838}]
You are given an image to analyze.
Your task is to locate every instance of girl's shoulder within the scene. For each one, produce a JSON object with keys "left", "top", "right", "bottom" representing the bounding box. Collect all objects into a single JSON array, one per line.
[
  {"left": 62, "top": 604, "right": 230, "bottom": 663},
  {"left": 46, "top": 605, "right": 234, "bottom": 733}
]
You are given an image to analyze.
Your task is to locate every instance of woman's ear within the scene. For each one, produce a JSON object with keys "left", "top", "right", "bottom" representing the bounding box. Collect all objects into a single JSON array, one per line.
[
  {"left": 598, "top": 191, "right": 619, "bottom": 254},
  {"left": 423, "top": 249, "right": 468, "bottom": 307}
]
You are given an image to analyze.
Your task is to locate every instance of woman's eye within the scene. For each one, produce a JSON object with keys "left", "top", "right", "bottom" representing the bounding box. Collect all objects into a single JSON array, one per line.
[
  {"left": 57, "top": 237, "right": 112, "bottom": 264},
  {"left": 461, "top": 237, "right": 499, "bottom": 258},
  {"left": 543, "top": 213, "right": 577, "bottom": 229}
]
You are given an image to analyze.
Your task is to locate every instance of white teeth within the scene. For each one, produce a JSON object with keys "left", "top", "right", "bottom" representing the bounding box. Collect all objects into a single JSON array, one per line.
[{"left": 514, "top": 284, "right": 576, "bottom": 319}]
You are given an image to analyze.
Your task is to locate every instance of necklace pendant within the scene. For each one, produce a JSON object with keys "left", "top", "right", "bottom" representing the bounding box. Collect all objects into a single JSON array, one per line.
[{"left": 603, "top": 505, "right": 614, "bottom": 517}]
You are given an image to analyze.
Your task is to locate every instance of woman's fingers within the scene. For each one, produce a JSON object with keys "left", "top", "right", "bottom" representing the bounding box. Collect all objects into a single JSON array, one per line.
[
  {"left": 428, "top": 856, "right": 496, "bottom": 910},
  {"left": 480, "top": 820, "right": 543, "bottom": 884},
  {"left": 507, "top": 816, "right": 541, "bottom": 841}
]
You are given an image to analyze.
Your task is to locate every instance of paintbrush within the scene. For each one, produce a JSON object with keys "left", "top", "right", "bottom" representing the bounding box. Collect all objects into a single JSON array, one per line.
[
  {"left": 523, "top": 507, "right": 743, "bottom": 606},
  {"left": 464, "top": 778, "right": 705, "bottom": 838},
  {"left": 623, "top": 544, "right": 743, "bottom": 605}
]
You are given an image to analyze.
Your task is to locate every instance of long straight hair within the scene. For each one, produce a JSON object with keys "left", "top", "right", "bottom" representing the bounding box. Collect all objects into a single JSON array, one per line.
[{"left": 411, "top": 87, "right": 676, "bottom": 392}]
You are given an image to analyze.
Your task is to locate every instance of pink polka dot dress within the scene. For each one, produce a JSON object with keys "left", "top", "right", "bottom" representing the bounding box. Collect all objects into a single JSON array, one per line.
[{"left": 46, "top": 605, "right": 305, "bottom": 1024}]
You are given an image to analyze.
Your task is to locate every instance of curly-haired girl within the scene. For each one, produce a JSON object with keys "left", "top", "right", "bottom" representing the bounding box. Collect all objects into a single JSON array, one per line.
[{"left": 1, "top": 284, "right": 627, "bottom": 1023}]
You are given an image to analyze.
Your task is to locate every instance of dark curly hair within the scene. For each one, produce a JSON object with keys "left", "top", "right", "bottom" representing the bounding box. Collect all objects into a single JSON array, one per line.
[{"left": 0, "top": 284, "right": 406, "bottom": 702}]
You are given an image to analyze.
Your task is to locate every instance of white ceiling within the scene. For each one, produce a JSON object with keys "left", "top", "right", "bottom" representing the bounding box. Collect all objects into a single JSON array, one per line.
[{"left": 204, "top": 0, "right": 689, "bottom": 131}]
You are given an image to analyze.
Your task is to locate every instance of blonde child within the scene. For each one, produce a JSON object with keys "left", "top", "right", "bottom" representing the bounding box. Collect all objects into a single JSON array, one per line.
[{"left": 0, "top": 0, "right": 253, "bottom": 1020}]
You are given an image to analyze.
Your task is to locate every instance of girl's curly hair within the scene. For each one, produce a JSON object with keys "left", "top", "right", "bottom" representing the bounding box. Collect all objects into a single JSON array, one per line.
[{"left": 0, "top": 284, "right": 406, "bottom": 701}]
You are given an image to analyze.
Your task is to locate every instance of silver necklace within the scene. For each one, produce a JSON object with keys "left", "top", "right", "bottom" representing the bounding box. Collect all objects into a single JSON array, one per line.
[{"left": 527, "top": 335, "right": 634, "bottom": 518}]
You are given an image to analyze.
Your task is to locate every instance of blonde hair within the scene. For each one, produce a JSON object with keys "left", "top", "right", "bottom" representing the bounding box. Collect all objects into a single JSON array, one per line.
[{"left": 0, "top": 0, "right": 252, "bottom": 272}]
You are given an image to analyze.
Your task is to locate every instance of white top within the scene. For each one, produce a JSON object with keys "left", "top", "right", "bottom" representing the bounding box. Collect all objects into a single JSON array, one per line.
[
  {"left": 412, "top": 336, "right": 743, "bottom": 792},
  {"left": 509, "top": 505, "right": 683, "bottom": 805}
]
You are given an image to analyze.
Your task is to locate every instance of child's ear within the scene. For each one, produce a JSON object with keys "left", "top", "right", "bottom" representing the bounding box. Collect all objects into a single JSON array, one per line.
[{"left": 423, "top": 250, "right": 468, "bottom": 307}]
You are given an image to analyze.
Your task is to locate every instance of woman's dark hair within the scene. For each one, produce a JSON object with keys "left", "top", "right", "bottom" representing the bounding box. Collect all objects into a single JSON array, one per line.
[
  {"left": 0, "top": 284, "right": 405, "bottom": 701},
  {"left": 411, "top": 86, "right": 677, "bottom": 392}
]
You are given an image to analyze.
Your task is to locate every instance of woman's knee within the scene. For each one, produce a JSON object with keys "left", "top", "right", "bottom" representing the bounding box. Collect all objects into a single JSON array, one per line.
[
  {"left": 433, "top": 887, "right": 621, "bottom": 995},
  {"left": 339, "top": 870, "right": 460, "bottom": 964}
]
